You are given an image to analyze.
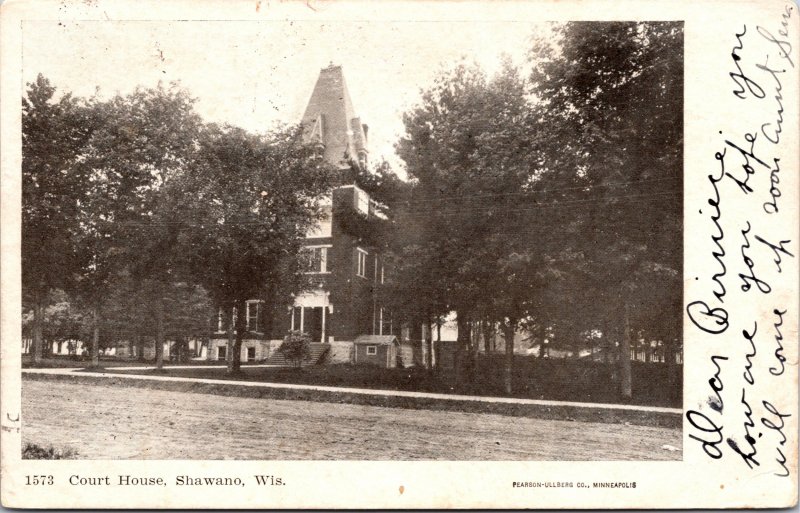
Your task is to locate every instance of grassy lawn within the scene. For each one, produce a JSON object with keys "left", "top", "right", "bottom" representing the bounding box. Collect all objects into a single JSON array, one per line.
[
  {"left": 85, "top": 357, "right": 681, "bottom": 408},
  {"left": 21, "top": 355, "right": 141, "bottom": 368},
  {"left": 21, "top": 354, "right": 260, "bottom": 368}
]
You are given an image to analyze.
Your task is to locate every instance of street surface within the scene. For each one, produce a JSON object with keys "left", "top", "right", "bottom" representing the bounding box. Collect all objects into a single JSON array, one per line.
[{"left": 22, "top": 379, "right": 681, "bottom": 460}]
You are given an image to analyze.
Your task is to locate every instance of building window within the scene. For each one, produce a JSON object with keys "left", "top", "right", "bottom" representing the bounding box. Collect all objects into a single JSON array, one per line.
[
  {"left": 217, "top": 346, "right": 227, "bottom": 361},
  {"left": 356, "top": 188, "right": 369, "bottom": 214},
  {"left": 366, "top": 345, "right": 377, "bottom": 356},
  {"left": 246, "top": 301, "right": 260, "bottom": 332},
  {"left": 246, "top": 347, "right": 256, "bottom": 362},
  {"left": 356, "top": 248, "right": 368, "bottom": 278},
  {"left": 303, "top": 246, "right": 330, "bottom": 273},
  {"left": 379, "top": 307, "right": 393, "bottom": 336}
]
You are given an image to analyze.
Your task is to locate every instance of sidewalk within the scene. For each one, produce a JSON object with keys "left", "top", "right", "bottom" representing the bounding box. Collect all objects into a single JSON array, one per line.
[{"left": 22, "top": 367, "right": 683, "bottom": 428}]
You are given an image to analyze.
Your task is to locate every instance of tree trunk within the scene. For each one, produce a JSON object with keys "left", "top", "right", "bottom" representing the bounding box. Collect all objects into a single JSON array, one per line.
[
  {"left": 91, "top": 303, "right": 100, "bottom": 368},
  {"left": 155, "top": 292, "right": 165, "bottom": 370},
  {"left": 603, "top": 319, "right": 613, "bottom": 365},
  {"left": 502, "top": 320, "right": 517, "bottom": 395},
  {"left": 466, "top": 320, "right": 477, "bottom": 381},
  {"left": 482, "top": 320, "right": 493, "bottom": 355},
  {"left": 666, "top": 337, "right": 679, "bottom": 401},
  {"left": 455, "top": 312, "right": 471, "bottom": 386},
  {"left": 174, "top": 336, "right": 181, "bottom": 364},
  {"left": 203, "top": 309, "right": 214, "bottom": 358},
  {"left": 32, "top": 289, "right": 45, "bottom": 365},
  {"left": 135, "top": 334, "right": 145, "bottom": 362},
  {"left": 619, "top": 303, "right": 633, "bottom": 400},
  {"left": 536, "top": 323, "right": 547, "bottom": 359},
  {"left": 435, "top": 319, "right": 442, "bottom": 370},
  {"left": 231, "top": 299, "right": 246, "bottom": 374},
  {"left": 425, "top": 316, "right": 433, "bottom": 370},
  {"left": 226, "top": 305, "right": 235, "bottom": 374}
]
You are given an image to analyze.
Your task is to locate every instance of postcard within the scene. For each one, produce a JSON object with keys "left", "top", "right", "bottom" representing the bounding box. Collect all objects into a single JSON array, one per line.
[{"left": 1, "top": 0, "right": 797, "bottom": 508}]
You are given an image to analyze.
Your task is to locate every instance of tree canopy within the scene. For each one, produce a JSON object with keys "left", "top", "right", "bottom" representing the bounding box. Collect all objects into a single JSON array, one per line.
[
  {"left": 392, "top": 22, "right": 683, "bottom": 395},
  {"left": 22, "top": 75, "right": 96, "bottom": 362},
  {"left": 21, "top": 79, "right": 336, "bottom": 371},
  {"left": 173, "top": 123, "right": 336, "bottom": 372}
]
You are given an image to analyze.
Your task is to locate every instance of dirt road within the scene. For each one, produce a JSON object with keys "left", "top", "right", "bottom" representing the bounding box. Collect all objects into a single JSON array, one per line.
[{"left": 22, "top": 379, "right": 681, "bottom": 460}]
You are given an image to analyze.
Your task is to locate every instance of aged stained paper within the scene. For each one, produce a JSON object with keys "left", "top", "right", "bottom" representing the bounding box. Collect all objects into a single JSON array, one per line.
[{"left": 1, "top": 0, "right": 798, "bottom": 509}]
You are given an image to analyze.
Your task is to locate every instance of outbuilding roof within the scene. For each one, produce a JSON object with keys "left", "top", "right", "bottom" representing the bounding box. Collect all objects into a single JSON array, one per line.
[{"left": 353, "top": 335, "right": 398, "bottom": 346}]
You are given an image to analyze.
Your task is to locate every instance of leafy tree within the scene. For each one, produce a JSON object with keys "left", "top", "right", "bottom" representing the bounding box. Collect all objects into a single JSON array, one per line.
[
  {"left": 528, "top": 22, "right": 683, "bottom": 398},
  {"left": 115, "top": 85, "right": 203, "bottom": 369},
  {"left": 70, "top": 84, "right": 203, "bottom": 367},
  {"left": 174, "top": 124, "right": 335, "bottom": 373},
  {"left": 337, "top": 159, "right": 445, "bottom": 365},
  {"left": 22, "top": 289, "right": 89, "bottom": 355},
  {"left": 22, "top": 75, "right": 95, "bottom": 364},
  {"left": 396, "top": 59, "right": 540, "bottom": 388},
  {"left": 394, "top": 23, "right": 682, "bottom": 399},
  {"left": 100, "top": 277, "right": 213, "bottom": 362},
  {"left": 162, "top": 283, "right": 214, "bottom": 362}
]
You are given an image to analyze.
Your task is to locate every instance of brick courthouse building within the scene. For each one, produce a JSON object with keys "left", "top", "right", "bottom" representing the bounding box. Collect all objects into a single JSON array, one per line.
[{"left": 206, "top": 64, "right": 397, "bottom": 365}]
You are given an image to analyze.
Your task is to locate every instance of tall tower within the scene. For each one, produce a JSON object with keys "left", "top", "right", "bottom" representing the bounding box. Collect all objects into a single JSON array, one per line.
[
  {"left": 301, "top": 64, "right": 369, "bottom": 168},
  {"left": 205, "top": 64, "right": 383, "bottom": 365}
]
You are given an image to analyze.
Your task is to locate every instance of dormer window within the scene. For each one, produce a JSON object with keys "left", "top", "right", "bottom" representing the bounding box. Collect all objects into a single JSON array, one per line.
[{"left": 309, "top": 114, "right": 324, "bottom": 143}]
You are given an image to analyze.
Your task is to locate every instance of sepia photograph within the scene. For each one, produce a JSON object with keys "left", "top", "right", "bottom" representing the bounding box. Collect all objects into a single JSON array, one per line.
[
  {"left": 2, "top": 0, "right": 798, "bottom": 509},
  {"left": 17, "top": 17, "right": 684, "bottom": 462}
]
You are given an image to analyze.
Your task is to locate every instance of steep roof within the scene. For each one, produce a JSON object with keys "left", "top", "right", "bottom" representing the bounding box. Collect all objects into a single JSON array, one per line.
[{"left": 301, "top": 64, "right": 368, "bottom": 168}]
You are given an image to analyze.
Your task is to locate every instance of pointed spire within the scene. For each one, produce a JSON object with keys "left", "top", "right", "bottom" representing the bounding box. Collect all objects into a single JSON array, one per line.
[{"left": 301, "top": 64, "right": 368, "bottom": 168}]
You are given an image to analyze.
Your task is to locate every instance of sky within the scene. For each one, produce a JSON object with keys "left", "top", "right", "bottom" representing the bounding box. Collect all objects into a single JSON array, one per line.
[{"left": 22, "top": 19, "right": 542, "bottom": 175}]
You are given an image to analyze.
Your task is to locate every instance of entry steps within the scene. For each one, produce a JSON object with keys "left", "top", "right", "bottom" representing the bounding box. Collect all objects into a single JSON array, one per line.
[{"left": 263, "top": 342, "right": 330, "bottom": 367}]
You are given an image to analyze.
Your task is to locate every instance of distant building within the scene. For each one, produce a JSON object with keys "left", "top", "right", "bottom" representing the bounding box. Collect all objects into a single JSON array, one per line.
[{"left": 207, "top": 64, "right": 392, "bottom": 364}]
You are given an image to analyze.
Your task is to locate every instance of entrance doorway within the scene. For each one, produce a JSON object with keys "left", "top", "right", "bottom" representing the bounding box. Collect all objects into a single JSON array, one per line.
[
  {"left": 305, "top": 307, "right": 323, "bottom": 343},
  {"left": 290, "top": 305, "right": 326, "bottom": 343}
]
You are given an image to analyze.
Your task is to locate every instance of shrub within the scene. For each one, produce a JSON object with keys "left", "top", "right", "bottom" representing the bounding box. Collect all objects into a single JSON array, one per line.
[
  {"left": 278, "top": 331, "right": 312, "bottom": 368},
  {"left": 22, "top": 442, "right": 77, "bottom": 459}
]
